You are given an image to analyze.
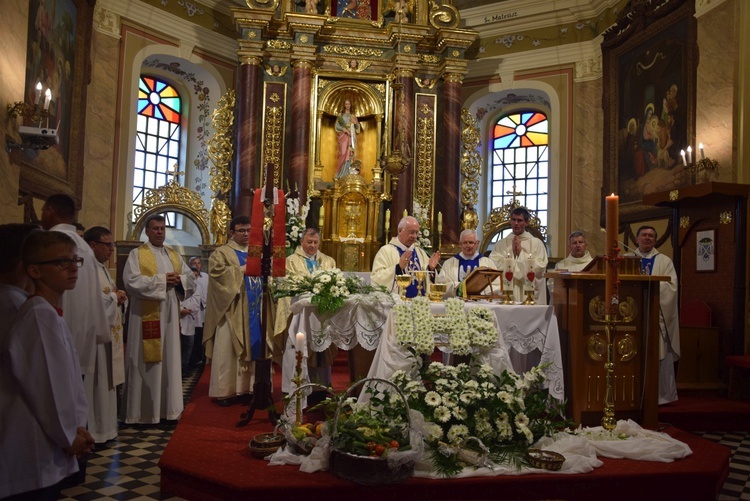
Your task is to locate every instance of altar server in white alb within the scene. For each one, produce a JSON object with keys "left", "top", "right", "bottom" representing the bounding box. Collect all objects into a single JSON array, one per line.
[
  {"left": 489, "top": 207, "right": 548, "bottom": 303},
  {"left": 630, "top": 225, "right": 680, "bottom": 405},
  {"left": 0, "top": 231, "right": 94, "bottom": 500},
  {"left": 122, "top": 215, "right": 195, "bottom": 423},
  {"left": 40, "top": 194, "right": 110, "bottom": 381},
  {"left": 84, "top": 226, "right": 127, "bottom": 443},
  {"left": 371, "top": 216, "right": 440, "bottom": 298},
  {"left": 438, "top": 229, "right": 497, "bottom": 297},
  {"left": 547, "top": 230, "right": 593, "bottom": 296}
]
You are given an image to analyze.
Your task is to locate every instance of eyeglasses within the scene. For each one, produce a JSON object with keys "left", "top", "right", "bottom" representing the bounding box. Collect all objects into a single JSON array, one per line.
[
  {"left": 93, "top": 241, "right": 115, "bottom": 248},
  {"left": 32, "top": 257, "right": 84, "bottom": 269},
  {"left": 233, "top": 229, "right": 251, "bottom": 234}
]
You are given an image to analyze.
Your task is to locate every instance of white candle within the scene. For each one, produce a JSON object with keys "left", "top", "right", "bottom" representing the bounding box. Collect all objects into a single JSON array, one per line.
[
  {"left": 680, "top": 149, "right": 686, "bottom": 166},
  {"left": 295, "top": 332, "right": 306, "bottom": 352},
  {"left": 687, "top": 145, "right": 692, "bottom": 164},
  {"left": 699, "top": 143, "right": 705, "bottom": 160},
  {"left": 403, "top": 209, "right": 408, "bottom": 219},
  {"left": 35, "top": 82, "right": 43, "bottom": 106},
  {"left": 43, "top": 89, "right": 52, "bottom": 111},
  {"left": 437, "top": 212, "right": 442, "bottom": 232}
]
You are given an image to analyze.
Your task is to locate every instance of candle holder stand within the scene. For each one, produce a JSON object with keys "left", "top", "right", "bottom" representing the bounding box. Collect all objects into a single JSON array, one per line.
[
  {"left": 522, "top": 290, "right": 536, "bottom": 305},
  {"left": 687, "top": 157, "right": 719, "bottom": 185},
  {"left": 601, "top": 314, "right": 621, "bottom": 431},
  {"left": 291, "top": 349, "right": 306, "bottom": 426}
]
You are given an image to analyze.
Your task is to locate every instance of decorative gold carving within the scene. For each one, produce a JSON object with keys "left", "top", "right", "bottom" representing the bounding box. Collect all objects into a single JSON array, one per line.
[
  {"left": 429, "top": 1, "right": 460, "bottom": 29},
  {"left": 587, "top": 333, "right": 606, "bottom": 361},
  {"left": 617, "top": 333, "right": 637, "bottom": 362},
  {"left": 419, "top": 54, "right": 440, "bottom": 63},
  {"left": 669, "top": 190, "right": 679, "bottom": 201},
  {"left": 404, "top": 45, "right": 412, "bottom": 53},
  {"left": 270, "top": 93, "right": 281, "bottom": 102},
  {"left": 720, "top": 211, "right": 733, "bottom": 224},
  {"left": 300, "top": 34, "right": 309, "bottom": 43},
  {"left": 588, "top": 295, "right": 606, "bottom": 323},
  {"left": 245, "top": 0, "right": 280, "bottom": 10},
  {"left": 322, "top": 45, "right": 383, "bottom": 57},
  {"left": 206, "top": 90, "right": 236, "bottom": 245},
  {"left": 264, "top": 64, "right": 288, "bottom": 77},
  {"left": 373, "top": 83, "right": 386, "bottom": 95},
  {"left": 618, "top": 296, "right": 637, "bottom": 323},
  {"left": 240, "top": 56, "right": 262, "bottom": 66},
  {"left": 460, "top": 108, "right": 481, "bottom": 229},
  {"left": 679, "top": 216, "right": 690, "bottom": 228},
  {"left": 247, "top": 31, "right": 257, "bottom": 39},
  {"left": 335, "top": 58, "right": 373, "bottom": 72},
  {"left": 265, "top": 40, "right": 291, "bottom": 50},
  {"left": 451, "top": 49, "right": 460, "bottom": 57},
  {"left": 262, "top": 106, "right": 283, "bottom": 187},
  {"left": 414, "top": 96, "right": 436, "bottom": 210}
]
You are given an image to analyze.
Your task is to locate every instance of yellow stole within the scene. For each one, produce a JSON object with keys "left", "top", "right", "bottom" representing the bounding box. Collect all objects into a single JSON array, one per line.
[{"left": 138, "top": 244, "right": 184, "bottom": 363}]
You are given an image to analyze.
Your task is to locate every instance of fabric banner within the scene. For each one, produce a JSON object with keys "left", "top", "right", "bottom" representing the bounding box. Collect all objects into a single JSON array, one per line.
[{"left": 247, "top": 188, "right": 286, "bottom": 277}]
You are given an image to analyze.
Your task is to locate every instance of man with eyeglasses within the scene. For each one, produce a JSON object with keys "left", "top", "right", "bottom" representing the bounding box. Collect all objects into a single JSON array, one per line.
[
  {"left": 437, "top": 229, "right": 497, "bottom": 297},
  {"left": 40, "top": 195, "right": 109, "bottom": 387},
  {"left": 203, "top": 215, "right": 263, "bottom": 406},
  {"left": 83, "top": 226, "right": 126, "bottom": 443},
  {"left": 122, "top": 214, "right": 196, "bottom": 423}
]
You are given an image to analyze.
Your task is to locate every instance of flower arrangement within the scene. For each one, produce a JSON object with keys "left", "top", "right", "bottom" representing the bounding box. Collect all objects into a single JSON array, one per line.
[
  {"left": 393, "top": 298, "right": 499, "bottom": 357},
  {"left": 390, "top": 362, "right": 569, "bottom": 476},
  {"left": 285, "top": 195, "right": 309, "bottom": 254},
  {"left": 273, "top": 269, "right": 388, "bottom": 314},
  {"left": 411, "top": 201, "right": 432, "bottom": 250}
]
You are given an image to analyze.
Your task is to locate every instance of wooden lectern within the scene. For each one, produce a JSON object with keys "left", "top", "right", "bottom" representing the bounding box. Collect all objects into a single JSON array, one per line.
[{"left": 548, "top": 256, "right": 667, "bottom": 428}]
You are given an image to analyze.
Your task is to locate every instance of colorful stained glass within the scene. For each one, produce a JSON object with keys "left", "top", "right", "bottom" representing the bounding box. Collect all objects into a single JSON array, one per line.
[
  {"left": 493, "top": 112, "right": 548, "bottom": 149},
  {"left": 138, "top": 76, "right": 181, "bottom": 124}
]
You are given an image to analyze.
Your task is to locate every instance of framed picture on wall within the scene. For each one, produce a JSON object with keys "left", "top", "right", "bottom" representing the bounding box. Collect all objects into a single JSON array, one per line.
[
  {"left": 696, "top": 229, "right": 715, "bottom": 272},
  {"left": 601, "top": 0, "right": 697, "bottom": 222},
  {"left": 14, "top": 0, "right": 95, "bottom": 205}
]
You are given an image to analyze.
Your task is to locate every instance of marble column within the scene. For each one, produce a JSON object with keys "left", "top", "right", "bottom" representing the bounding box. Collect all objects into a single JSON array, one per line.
[
  {"left": 390, "top": 69, "right": 414, "bottom": 230},
  {"left": 439, "top": 73, "right": 463, "bottom": 246},
  {"left": 290, "top": 60, "right": 312, "bottom": 204},
  {"left": 234, "top": 56, "right": 261, "bottom": 216}
]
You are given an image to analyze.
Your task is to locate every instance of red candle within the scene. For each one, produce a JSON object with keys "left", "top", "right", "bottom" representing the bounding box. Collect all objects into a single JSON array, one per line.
[{"left": 605, "top": 194, "right": 619, "bottom": 316}]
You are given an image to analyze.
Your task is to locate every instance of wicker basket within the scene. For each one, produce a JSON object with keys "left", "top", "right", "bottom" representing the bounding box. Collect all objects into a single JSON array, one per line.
[
  {"left": 282, "top": 383, "right": 332, "bottom": 456},
  {"left": 527, "top": 448, "right": 565, "bottom": 471},
  {"left": 329, "top": 378, "right": 414, "bottom": 485},
  {"left": 248, "top": 432, "right": 286, "bottom": 459}
]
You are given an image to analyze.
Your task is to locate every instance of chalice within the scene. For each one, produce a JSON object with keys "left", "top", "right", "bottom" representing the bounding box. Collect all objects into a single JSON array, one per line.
[
  {"left": 395, "top": 274, "right": 412, "bottom": 301},
  {"left": 429, "top": 282, "right": 447, "bottom": 302},
  {"left": 502, "top": 268, "right": 515, "bottom": 304}
]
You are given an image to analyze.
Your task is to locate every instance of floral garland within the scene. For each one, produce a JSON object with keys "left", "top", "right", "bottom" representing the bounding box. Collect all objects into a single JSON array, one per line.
[
  {"left": 285, "top": 196, "right": 309, "bottom": 253},
  {"left": 393, "top": 296, "right": 435, "bottom": 355},
  {"left": 412, "top": 201, "right": 432, "bottom": 250},
  {"left": 394, "top": 298, "right": 499, "bottom": 357}
]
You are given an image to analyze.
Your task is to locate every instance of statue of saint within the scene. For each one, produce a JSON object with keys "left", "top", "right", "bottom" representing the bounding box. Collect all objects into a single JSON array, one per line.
[{"left": 334, "top": 99, "right": 361, "bottom": 179}]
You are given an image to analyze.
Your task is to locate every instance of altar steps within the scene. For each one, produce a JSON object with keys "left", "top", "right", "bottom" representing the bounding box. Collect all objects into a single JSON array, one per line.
[{"left": 658, "top": 389, "right": 750, "bottom": 432}]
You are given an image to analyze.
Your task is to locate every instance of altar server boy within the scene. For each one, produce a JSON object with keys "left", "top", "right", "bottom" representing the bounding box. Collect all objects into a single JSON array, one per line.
[{"left": 0, "top": 231, "right": 94, "bottom": 500}]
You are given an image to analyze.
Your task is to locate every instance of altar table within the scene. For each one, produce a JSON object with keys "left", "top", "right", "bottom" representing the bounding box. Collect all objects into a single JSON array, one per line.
[{"left": 283, "top": 295, "right": 564, "bottom": 400}]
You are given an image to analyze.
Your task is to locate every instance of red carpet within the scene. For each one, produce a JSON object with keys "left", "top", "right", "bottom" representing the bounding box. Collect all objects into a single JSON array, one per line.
[
  {"left": 658, "top": 390, "right": 750, "bottom": 431},
  {"left": 160, "top": 366, "right": 731, "bottom": 501}
]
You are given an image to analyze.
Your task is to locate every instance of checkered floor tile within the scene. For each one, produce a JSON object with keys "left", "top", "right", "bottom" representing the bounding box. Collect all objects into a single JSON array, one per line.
[{"left": 59, "top": 367, "right": 750, "bottom": 500}]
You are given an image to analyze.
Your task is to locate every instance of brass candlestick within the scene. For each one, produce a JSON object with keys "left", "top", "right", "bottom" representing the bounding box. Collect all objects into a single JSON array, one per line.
[{"left": 601, "top": 314, "right": 619, "bottom": 431}]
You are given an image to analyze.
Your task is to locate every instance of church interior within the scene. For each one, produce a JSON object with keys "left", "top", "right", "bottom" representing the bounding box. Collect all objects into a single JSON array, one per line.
[{"left": 2, "top": 0, "right": 750, "bottom": 499}]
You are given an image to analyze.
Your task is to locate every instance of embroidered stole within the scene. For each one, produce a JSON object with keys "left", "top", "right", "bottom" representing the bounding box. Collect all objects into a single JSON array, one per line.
[
  {"left": 138, "top": 244, "right": 183, "bottom": 363},
  {"left": 393, "top": 244, "right": 421, "bottom": 298},
  {"left": 247, "top": 188, "right": 286, "bottom": 277},
  {"left": 455, "top": 253, "right": 482, "bottom": 281}
]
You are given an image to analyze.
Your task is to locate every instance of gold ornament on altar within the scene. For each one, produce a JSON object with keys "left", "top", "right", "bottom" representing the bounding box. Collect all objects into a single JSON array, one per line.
[
  {"left": 460, "top": 108, "right": 481, "bottom": 230},
  {"left": 207, "top": 90, "right": 236, "bottom": 245}
]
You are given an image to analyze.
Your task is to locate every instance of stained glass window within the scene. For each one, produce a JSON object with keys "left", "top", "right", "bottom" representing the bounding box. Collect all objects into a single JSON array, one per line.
[
  {"left": 134, "top": 76, "right": 182, "bottom": 226},
  {"left": 489, "top": 111, "right": 549, "bottom": 240}
]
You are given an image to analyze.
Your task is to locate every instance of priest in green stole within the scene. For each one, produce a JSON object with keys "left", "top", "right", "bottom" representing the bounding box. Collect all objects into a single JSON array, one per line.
[
  {"left": 203, "top": 215, "right": 264, "bottom": 405},
  {"left": 121, "top": 215, "right": 196, "bottom": 424}
]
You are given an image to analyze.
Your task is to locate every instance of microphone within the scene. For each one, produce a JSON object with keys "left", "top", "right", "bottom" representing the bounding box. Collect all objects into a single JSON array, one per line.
[{"left": 599, "top": 228, "right": 639, "bottom": 254}]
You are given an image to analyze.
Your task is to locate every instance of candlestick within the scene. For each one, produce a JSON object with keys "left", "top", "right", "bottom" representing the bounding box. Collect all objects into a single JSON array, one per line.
[
  {"left": 43, "top": 89, "right": 52, "bottom": 111},
  {"left": 604, "top": 194, "right": 619, "bottom": 316},
  {"left": 403, "top": 209, "right": 408, "bottom": 219},
  {"left": 35, "top": 82, "right": 43, "bottom": 106},
  {"left": 295, "top": 332, "right": 306, "bottom": 352},
  {"left": 680, "top": 149, "right": 686, "bottom": 166},
  {"left": 699, "top": 143, "right": 705, "bottom": 160},
  {"left": 437, "top": 212, "right": 442, "bottom": 232},
  {"left": 318, "top": 204, "right": 324, "bottom": 229},
  {"left": 687, "top": 145, "right": 692, "bottom": 164}
]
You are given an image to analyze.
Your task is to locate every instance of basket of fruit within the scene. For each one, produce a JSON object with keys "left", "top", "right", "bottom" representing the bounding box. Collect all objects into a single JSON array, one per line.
[
  {"left": 282, "top": 383, "right": 332, "bottom": 456},
  {"left": 328, "top": 378, "right": 417, "bottom": 485}
]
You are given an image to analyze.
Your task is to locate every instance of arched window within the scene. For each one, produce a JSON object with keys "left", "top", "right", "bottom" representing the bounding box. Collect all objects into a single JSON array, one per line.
[
  {"left": 489, "top": 111, "right": 549, "bottom": 235},
  {"left": 134, "top": 76, "right": 182, "bottom": 226}
]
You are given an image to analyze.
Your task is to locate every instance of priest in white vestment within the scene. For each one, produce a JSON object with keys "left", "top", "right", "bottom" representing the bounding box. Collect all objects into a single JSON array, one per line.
[
  {"left": 437, "top": 229, "right": 497, "bottom": 297},
  {"left": 547, "top": 230, "right": 593, "bottom": 296},
  {"left": 203, "top": 215, "right": 263, "bottom": 406},
  {"left": 277, "top": 228, "right": 338, "bottom": 389},
  {"left": 630, "top": 225, "right": 680, "bottom": 405},
  {"left": 84, "top": 226, "right": 127, "bottom": 442},
  {"left": 371, "top": 216, "right": 440, "bottom": 298},
  {"left": 41, "top": 194, "right": 110, "bottom": 380},
  {"left": 489, "top": 207, "right": 548, "bottom": 304},
  {"left": 122, "top": 215, "right": 195, "bottom": 423}
]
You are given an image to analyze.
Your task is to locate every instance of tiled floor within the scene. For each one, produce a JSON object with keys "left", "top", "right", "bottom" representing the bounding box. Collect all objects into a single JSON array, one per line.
[{"left": 59, "top": 369, "right": 750, "bottom": 500}]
